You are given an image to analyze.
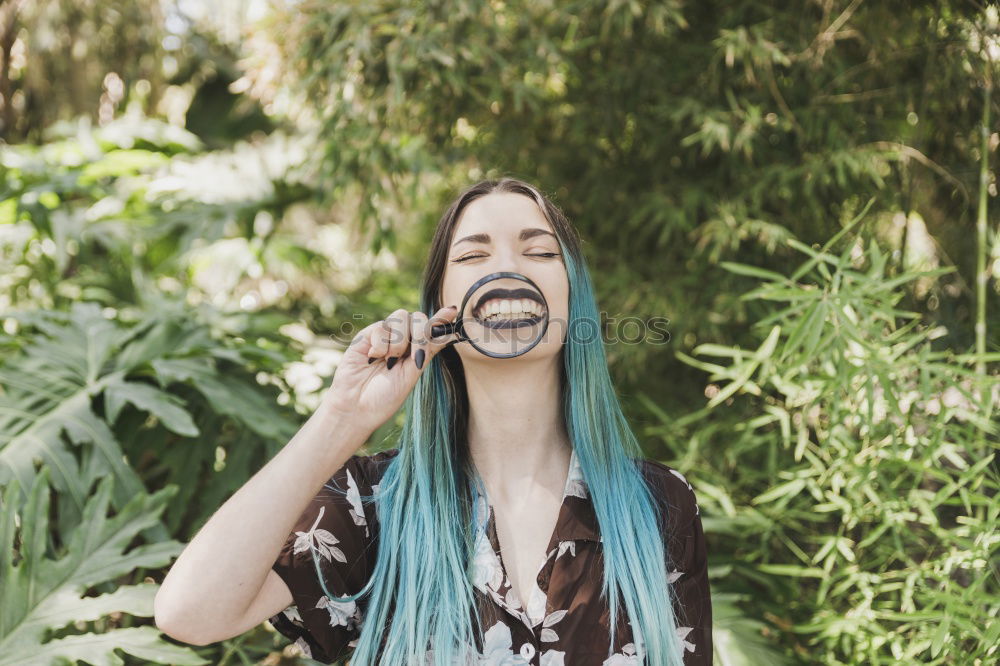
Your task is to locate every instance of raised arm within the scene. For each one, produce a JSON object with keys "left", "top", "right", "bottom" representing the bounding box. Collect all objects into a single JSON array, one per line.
[
  {"left": 153, "top": 404, "right": 371, "bottom": 646},
  {"left": 153, "top": 306, "right": 461, "bottom": 646}
]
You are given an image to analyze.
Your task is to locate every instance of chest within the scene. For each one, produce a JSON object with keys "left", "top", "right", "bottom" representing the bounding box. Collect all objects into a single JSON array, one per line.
[
  {"left": 490, "top": 493, "right": 562, "bottom": 615},
  {"left": 468, "top": 489, "right": 640, "bottom": 663},
  {"left": 469, "top": 530, "right": 637, "bottom": 665}
]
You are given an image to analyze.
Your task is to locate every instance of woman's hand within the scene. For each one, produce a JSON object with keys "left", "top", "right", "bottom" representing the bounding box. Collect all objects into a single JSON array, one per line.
[{"left": 319, "top": 305, "right": 461, "bottom": 436}]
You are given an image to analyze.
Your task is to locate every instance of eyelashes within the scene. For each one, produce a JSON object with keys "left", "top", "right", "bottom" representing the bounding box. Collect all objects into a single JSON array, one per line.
[{"left": 451, "top": 252, "right": 560, "bottom": 263}]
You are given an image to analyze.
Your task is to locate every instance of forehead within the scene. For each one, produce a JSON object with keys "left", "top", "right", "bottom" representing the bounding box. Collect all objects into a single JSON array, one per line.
[{"left": 454, "top": 192, "right": 553, "bottom": 237}]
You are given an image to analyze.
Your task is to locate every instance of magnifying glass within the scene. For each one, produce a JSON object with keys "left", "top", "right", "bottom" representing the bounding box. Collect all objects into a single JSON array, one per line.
[{"left": 431, "top": 271, "right": 550, "bottom": 358}]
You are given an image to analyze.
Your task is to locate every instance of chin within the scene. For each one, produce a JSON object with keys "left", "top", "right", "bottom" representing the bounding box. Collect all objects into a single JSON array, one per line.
[{"left": 457, "top": 338, "right": 564, "bottom": 364}]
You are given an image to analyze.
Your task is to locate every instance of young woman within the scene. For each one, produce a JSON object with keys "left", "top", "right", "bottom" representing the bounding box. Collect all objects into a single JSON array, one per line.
[{"left": 154, "top": 178, "right": 712, "bottom": 665}]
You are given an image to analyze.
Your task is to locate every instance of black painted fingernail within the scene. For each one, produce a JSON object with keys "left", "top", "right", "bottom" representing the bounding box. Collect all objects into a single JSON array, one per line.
[
  {"left": 386, "top": 356, "right": 398, "bottom": 370},
  {"left": 415, "top": 349, "right": 425, "bottom": 370},
  {"left": 448, "top": 304, "right": 458, "bottom": 310},
  {"left": 368, "top": 357, "right": 377, "bottom": 364}
]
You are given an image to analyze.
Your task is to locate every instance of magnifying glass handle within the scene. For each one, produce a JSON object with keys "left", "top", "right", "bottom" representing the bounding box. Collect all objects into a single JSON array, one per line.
[{"left": 431, "top": 321, "right": 460, "bottom": 338}]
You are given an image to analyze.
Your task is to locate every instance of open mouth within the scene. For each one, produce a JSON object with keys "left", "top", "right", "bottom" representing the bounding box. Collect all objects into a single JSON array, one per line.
[{"left": 472, "top": 287, "right": 546, "bottom": 330}]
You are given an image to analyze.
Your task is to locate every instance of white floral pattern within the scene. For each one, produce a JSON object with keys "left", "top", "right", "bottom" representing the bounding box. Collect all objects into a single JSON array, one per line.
[
  {"left": 344, "top": 467, "right": 370, "bottom": 537},
  {"left": 315, "top": 592, "right": 361, "bottom": 631},
  {"left": 470, "top": 450, "right": 586, "bottom": 633},
  {"left": 525, "top": 578, "right": 548, "bottom": 627},
  {"left": 564, "top": 450, "right": 588, "bottom": 499},
  {"left": 676, "top": 626, "right": 697, "bottom": 654},
  {"left": 477, "top": 620, "right": 531, "bottom": 665},
  {"left": 371, "top": 482, "right": 381, "bottom": 521},
  {"left": 292, "top": 505, "right": 347, "bottom": 563},
  {"left": 669, "top": 468, "right": 700, "bottom": 515},
  {"left": 538, "top": 609, "right": 567, "bottom": 643},
  {"left": 472, "top": 515, "right": 505, "bottom": 594},
  {"left": 601, "top": 641, "right": 643, "bottom": 666},
  {"left": 603, "top": 622, "right": 695, "bottom": 664},
  {"left": 271, "top": 449, "right": 710, "bottom": 665},
  {"left": 284, "top": 604, "right": 303, "bottom": 623},
  {"left": 294, "top": 635, "right": 313, "bottom": 657},
  {"left": 539, "top": 648, "right": 566, "bottom": 665}
]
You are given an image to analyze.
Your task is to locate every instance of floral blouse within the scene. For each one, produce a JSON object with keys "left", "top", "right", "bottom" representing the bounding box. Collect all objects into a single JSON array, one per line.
[{"left": 269, "top": 448, "right": 712, "bottom": 665}]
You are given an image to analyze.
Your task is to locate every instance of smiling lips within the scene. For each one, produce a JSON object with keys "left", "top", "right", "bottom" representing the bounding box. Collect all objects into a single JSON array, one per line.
[{"left": 472, "top": 287, "right": 546, "bottom": 328}]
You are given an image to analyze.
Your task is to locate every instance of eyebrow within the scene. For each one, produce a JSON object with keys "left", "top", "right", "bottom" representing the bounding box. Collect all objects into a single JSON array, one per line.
[{"left": 451, "top": 227, "right": 557, "bottom": 248}]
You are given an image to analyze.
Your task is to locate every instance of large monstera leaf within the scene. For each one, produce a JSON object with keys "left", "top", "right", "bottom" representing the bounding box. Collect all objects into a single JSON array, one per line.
[
  {"left": 0, "top": 300, "right": 298, "bottom": 538},
  {"left": 0, "top": 303, "right": 153, "bottom": 530},
  {"left": 0, "top": 466, "right": 206, "bottom": 665}
]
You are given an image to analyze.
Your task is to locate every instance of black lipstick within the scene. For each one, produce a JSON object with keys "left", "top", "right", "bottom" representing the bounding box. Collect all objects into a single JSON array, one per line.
[{"left": 473, "top": 287, "right": 546, "bottom": 319}]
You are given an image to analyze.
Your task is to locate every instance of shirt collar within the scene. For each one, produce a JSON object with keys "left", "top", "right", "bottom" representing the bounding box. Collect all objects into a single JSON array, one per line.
[
  {"left": 554, "top": 448, "right": 601, "bottom": 543},
  {"left": 476, "top": 448, "right": 601, "bottom": 544}
]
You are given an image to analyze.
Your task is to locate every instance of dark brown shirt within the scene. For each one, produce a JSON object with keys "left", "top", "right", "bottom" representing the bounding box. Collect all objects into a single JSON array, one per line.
[{"left": 270, "top": 448, "right": 712, "bottom": 665}]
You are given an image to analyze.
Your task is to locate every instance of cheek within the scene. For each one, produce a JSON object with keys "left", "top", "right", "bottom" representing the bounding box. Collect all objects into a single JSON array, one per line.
[
  {"left": 443, "top": 280, "right": 465, "bottom": 304},
  {"left": 552, "top": 276, "right": 570, "bottom": 313}
]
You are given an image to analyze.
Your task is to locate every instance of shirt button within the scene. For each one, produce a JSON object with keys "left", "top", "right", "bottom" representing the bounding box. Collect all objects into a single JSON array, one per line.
[{"left": 520, "top": 643, "right": 536, "bottom": 660}]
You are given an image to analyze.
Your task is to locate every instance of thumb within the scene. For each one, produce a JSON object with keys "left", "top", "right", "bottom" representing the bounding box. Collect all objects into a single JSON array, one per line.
[{"left": 420, "top": 305, "right": 463, "bottom": 367}]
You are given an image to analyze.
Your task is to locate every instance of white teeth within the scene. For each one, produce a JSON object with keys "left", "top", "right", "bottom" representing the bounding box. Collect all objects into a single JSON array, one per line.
[
  {"left": 484, "top": 312, "right": 533, "bottom": 321},
  {"left": 476, "top": 298, "right": 542, "bottom": 320}
]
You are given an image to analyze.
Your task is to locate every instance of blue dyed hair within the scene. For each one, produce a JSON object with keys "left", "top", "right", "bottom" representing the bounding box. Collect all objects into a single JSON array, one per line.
[{"left": 320, "top": 178, "right": 686, "bottom": 665}]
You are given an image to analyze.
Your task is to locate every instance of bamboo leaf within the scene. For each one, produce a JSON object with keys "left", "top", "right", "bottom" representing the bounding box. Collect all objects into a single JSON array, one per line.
[{"left": 752, "top": 477, "right": 806, "bottom": 505}]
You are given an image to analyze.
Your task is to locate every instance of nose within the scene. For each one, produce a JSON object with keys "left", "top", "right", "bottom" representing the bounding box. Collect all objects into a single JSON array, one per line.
[{"left": 479, "top": 247, "right": 538, "bottom": 280}]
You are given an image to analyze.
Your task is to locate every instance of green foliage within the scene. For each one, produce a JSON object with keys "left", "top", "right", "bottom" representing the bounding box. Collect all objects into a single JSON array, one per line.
[
  {"left": 0, "top": 301, "right": 162, "bottom": 531},
  {"left": 711, "top": 592, "right": 788, "bottom": 666},
  {"left": 1, "top": 2, "right": 997, "bottom": 664},
  {"left": 0, "top": 466, "right": 205, "bottom": 665},
  {"left": 645, "top": 215, "right": 999, "bottom": 663},
  {"left": 0, "top": 298, "right": 302, "bottom": 539},
  {"left": 272, "top": 0, "right": 995, "bottom": 368},
  {"left": 0, "top": 117, "right": 319, "bottom": 313},
  {"left": 2, "top": 0, "right": 274, "bottom": 145},
  {"left": 0, "top": 108, "right": 376, "bottom": 663}
]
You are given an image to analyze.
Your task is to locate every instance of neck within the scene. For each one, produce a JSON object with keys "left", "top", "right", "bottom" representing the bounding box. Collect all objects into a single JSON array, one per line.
[{"left": 464, "top": 354, "right": 572, "bottom": 503}]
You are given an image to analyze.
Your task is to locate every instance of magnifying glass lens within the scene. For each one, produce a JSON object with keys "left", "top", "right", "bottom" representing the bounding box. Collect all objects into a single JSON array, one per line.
[
  {"left": 432, "top": 272, "right": 549, "bottom": 359},
  {"left": 462, "top": 276, "right": 547, "bottom": 357}
]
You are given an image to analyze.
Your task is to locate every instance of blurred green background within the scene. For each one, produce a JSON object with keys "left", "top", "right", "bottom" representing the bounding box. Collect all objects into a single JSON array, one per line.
[{"left": 1, "top": 1, "right": 997, "bottom": 664}]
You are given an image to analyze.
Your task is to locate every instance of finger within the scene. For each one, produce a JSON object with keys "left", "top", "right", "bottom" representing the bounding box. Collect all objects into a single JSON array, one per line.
[
  {"left": 366, "top": 317, "right": 393, "bottom": 363},
  {"left": 425, "top": 305, "right": 462, "bottom": 359},
  {"left": 395, "top": 313, "right": 419, "bottom": 363},
  {"left": 399, "top": 307, "right": 460, "bottom": 379},
  {"left": 346, "top": 321, "right": 381, "bottom": 361},
  {"left": 427, "top": 304, "right": 459, "bottom": 341},
  {"left": 406, "top": 310, "right": 430, "bottom": 370},
  {"left": 383, "top": 307, "right": 411, "bottom": 369}
]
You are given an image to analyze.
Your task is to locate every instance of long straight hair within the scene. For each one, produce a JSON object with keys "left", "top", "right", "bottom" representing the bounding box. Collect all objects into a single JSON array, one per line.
[{"left": 329, "top": 178, "right": 686, "bottom": 665}]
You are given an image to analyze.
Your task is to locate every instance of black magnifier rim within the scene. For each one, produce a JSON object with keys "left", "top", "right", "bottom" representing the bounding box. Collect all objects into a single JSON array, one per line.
[{"left": 432, "top": 271, "right": 550, "bottom": 359}]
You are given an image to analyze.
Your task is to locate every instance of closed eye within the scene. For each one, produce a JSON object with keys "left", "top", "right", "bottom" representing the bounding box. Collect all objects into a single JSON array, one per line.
[
  {"left": 451, "top": 253, "right": 486, "bottom": 263},
  {"left": 451, "top": 252, "right": 560, "bottom": 263}
]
